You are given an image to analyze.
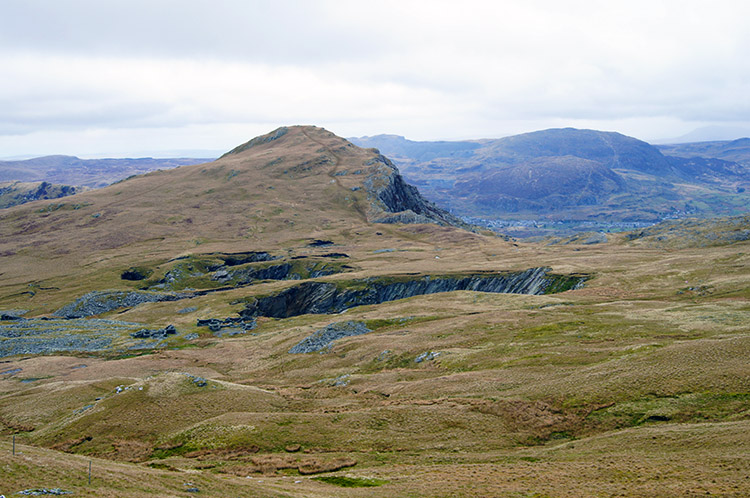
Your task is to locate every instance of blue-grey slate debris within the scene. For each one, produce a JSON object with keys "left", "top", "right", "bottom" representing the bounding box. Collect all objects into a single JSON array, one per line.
[
  {"left": 15, "top": 489, "right": 73, "bottom": 496},
  {"left": 415, "top": 351, "right": 441, "bottom": 363},
  {"left": 1, "top": 309, "right": 28, "bottom": 320},
  {"left": 0, "top": 318, "right": 163, "bottom": 358},
  {"left": 53, "top": 290, "right": 186, "bottom": 318},
  {"left": 181, "top": 373, "right": 208, "bottom": 387},
  {"left": 130, "top": 324, "right": 177, "bottom": 339},
  {"left": 184, "top": 482, "right": 200, "bottom": 493},
  {"left": 289, "top": 321, "right": 372, "bottom": 354},
  {"left": 196, "top": 317, "right": 256, "bottom": 334}
]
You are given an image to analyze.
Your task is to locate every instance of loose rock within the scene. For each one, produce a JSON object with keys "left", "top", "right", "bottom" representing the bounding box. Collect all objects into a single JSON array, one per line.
[{"left": 289, "top": 321, "right": 372, "bottom": 354}]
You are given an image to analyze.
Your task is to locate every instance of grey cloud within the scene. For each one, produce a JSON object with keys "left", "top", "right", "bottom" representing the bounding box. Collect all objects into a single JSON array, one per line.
[{"left": 1, "top": 1, "right": 390, "bottom": 64}]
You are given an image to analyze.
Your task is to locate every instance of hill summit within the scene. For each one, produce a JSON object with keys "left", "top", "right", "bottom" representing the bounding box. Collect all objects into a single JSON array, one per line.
[
  {"left": 217, "top": 125, "right": 465, "bottom": 227},
  {"left": 0, "top": 126, "right": 472, "bottom": 296}
]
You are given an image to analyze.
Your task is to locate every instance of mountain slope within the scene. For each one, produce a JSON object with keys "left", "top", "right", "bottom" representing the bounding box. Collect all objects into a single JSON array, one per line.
[
  {"left": 452, "top": 156, "right": 627, "bottom": 212},
  {"left": 0, "top": 125, "right": 477, "bottom": 312}
]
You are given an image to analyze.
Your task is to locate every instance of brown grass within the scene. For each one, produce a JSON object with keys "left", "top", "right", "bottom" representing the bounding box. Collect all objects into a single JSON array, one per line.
[{"left": 1, "top": 126, "right": 749, "bottom": 496}]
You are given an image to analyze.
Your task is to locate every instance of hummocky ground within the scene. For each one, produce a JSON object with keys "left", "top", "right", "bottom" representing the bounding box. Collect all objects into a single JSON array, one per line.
[{"left": 0, "top": 126, "right": 748, "bottom": 497}]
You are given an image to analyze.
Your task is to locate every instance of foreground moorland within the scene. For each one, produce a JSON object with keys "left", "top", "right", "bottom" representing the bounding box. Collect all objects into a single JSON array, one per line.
[{"left": 1, "top": 126, "right": 748, "bottom": 497}]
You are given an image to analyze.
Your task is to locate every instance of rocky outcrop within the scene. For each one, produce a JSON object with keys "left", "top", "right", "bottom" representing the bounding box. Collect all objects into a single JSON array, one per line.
[
  {"left": 53, "top": 290, "right": 186, "bottom": 318},
  {"left": 216, "top": 251, "right": 279, "bottom": 266},
  {"left": 214, "top": 263, "right": 295, "bottom": 285},
  {"left": 240, "top": 268, "right": 586, "bottom": 319},
  {"left": 0, "top": 318, "right": 153, "bottom": 358},
  {"left": 363, "top": 154, "right": 472, "bottom": 228},
  {"left": 289, "top": 321, "right": 372, "bottom": 353},
  {"left": 121, "top": 267, "right": 152, "bottom": 281},
  {"left": 211, "top": 262, "right": 341, "bottom": 286},
  {"left": 130, "top": 324, "right": 177, "bottom": 339},
  {"left": 0, "top": 181, "right": 83, "bottom": 209},
  {"left": 196, "top": 316, "right": 256, "bottom": 334}
]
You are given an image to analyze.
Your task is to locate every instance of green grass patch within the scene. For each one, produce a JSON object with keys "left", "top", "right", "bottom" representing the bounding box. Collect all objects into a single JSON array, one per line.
[
  {"left": 313, "top": 475, "right": 387, "bottom": 487},
  {"left": 586, "top": 392, "right": 750, "bottom": 430},
  {"left": 543, "top": 273, "right": 589, "bottom": 294}
]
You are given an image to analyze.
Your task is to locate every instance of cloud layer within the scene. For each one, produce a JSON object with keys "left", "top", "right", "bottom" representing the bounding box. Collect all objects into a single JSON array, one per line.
[{"left": 2, "top": 0, "right": 749, "bottom": 156}]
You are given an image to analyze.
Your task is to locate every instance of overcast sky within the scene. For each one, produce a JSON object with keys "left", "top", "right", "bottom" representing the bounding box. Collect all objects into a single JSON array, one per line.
[{"left": 2, "top": 0, "right": 749, "bottom": 157}]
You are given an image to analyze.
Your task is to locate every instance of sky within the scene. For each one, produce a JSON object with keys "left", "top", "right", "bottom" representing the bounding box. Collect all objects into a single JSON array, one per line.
[{"left": 1, "top": 0, "right": 749, "bottom": 158}]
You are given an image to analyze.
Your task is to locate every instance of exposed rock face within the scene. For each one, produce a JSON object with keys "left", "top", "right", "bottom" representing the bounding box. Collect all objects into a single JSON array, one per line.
[
  {"left": 217, "top": 251, "right": 279, "bottom": 266},
  {"left": 289, "top": 321, "right": 372, "bottom": 353},
  {"left": 210, "top": 262, "right": 341, "bottom": 286},
  {"left": 240, "top": 268, "right": 586, "bottom": 319},
  {"left": 213, "top": 263, "right": 295, "bottom": 284},
  {"left": 363, "top": 154, "right": 471, "bottom": 228}
]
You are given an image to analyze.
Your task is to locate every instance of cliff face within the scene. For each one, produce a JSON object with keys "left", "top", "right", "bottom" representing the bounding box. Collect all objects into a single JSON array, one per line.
[
  {"left": 240, "top": 268, "right": 587, "bottom": 319},
  {"left": 362, "top": 153, "right": 470, "bottom": 227}
]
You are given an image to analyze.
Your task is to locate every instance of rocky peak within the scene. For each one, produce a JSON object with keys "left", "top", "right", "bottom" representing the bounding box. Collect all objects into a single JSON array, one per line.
[
  {"left": 220, "top": 125, "right": 472, "bottom": 229},
  {"left": 362, "top": 153, "right": 470, "bottom": 227}
]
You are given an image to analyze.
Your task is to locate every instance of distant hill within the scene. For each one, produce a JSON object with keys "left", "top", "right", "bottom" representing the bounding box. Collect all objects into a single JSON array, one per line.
[
  {"left": 0, "top": 155, "right": 215, "bottom": 188},
  {"left": 656, "top": 138, "right": 750, "bottom": 165},
  {"left": 655, "top": 125, "right": 750, "bottom": 144},
  {"left": 352, "top": 128, "right": 750, "bottom": 226}
]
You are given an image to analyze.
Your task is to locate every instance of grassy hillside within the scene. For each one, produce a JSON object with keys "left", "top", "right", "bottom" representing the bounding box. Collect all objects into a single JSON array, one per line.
[{"left": 1, "top": 126, "right": 748, "bottom": 496}]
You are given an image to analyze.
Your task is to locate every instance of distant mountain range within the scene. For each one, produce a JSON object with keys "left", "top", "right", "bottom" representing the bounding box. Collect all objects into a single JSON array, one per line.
[
  {"left": 4, "top": 130, "right": 750, "bottom": 232},
  {"left": 0, "top": 155, "right": 214, "bottom": 208},
  {"left": 655, "top": 138, "right": 750, "bottom": 164},
  {"left": 351, "top": 129, "right": 750, "bottom": 227},
  {"left": 0, "top": 155, "right": 214, "bottom": 188}
]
